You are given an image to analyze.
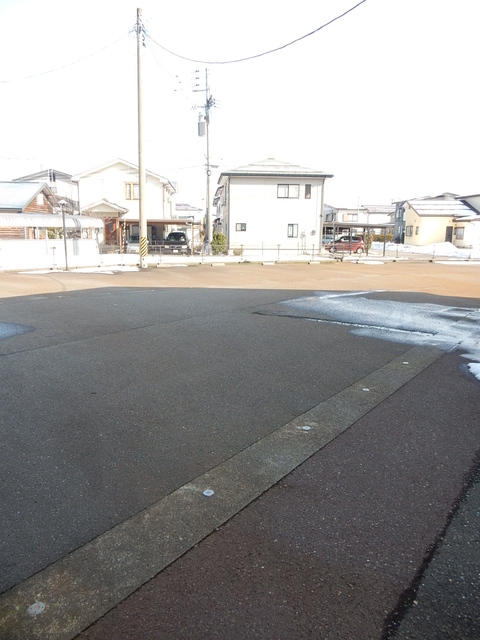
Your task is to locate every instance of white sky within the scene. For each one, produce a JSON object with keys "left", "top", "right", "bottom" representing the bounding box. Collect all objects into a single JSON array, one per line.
[{"left": 0, "top": 0, "right": 478, "bottom": 209}]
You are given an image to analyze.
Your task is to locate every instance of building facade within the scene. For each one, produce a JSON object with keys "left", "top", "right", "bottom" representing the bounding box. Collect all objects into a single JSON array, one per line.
[
  {"left": 213, "top": 159, "right": 333, "bottom": 254},
  {"left": 72, "top": 159, "right": 180, "bottom": 248}
]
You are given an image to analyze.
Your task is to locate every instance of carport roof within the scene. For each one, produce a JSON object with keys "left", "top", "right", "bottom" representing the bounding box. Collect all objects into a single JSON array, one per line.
[
  {"left": 328, "top": 221, "right": 395, "bottom": 230},
  {"left": 122, "top": 217, "right": 202, "bottom": 226}
]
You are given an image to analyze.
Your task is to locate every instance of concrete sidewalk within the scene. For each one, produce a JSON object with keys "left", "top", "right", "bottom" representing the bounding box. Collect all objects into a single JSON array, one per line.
[{"left": 72, "top": 350, "right": 480, "bottom": 640}]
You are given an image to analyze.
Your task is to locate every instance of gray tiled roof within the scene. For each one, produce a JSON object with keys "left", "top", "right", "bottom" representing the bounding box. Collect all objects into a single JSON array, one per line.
[{"left": 220, "top": 158, "right": 333, "bottom": 179}]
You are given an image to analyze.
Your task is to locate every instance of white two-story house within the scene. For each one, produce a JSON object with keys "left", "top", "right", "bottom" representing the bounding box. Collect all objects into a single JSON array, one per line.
[
  {"left": 72, "top": 159, "right": 179, "bottom": 248},
  {"left": 213, "top": 158, "right": 333, "bottom": 255}
]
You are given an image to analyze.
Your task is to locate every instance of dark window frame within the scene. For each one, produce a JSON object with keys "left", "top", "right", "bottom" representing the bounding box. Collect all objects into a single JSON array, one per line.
[{"left": 287, "top": 223, "right": 299, "bottom": 238}]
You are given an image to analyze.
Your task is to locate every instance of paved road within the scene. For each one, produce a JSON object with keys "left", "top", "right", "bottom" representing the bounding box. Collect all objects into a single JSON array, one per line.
[{"left": 0, "top": 262, "right": 479, "bottom": 639}]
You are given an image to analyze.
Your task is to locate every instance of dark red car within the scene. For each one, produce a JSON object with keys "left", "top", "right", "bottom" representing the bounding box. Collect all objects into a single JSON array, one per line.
[{"left": 326, "top": 235, "right": 365, "bottom": 254}]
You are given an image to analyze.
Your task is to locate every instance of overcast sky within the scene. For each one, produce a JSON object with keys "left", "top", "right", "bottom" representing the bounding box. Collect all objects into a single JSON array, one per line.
[{"left": 0, "top": 0, "right": 478, "bottom": 208}]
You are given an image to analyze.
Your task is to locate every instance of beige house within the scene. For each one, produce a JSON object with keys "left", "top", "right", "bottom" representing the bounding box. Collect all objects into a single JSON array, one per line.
[{"left": 403, "top": 195, "right": 477, "bottom": 247}]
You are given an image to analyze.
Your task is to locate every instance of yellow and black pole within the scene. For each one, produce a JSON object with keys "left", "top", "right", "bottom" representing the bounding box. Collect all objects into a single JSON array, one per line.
[{"left": 137, "top": 8, "right": 148, "bottom": 268}]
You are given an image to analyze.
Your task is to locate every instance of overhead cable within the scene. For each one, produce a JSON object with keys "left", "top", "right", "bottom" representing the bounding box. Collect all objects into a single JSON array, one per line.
[
  {"left": 0, "top": 35, "right": 129, "bottom": 84},
  {"left": 147, "top": 0, "right": 368, "bottom": 65}
]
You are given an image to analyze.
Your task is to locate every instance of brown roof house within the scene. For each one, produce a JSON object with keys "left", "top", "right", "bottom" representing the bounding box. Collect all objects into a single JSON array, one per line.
[{"left": 0, "top": 181, "right": 103, "bottom": 270}]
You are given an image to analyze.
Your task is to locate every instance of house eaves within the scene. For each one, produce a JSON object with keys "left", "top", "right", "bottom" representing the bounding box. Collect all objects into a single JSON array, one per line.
[
  {"left": 218, "top": 158, "right": 333, "bottom": 183},
  {"left": 455, "top": 215, "right": 480, "bottom": 222},
  {"left": 72, "top": 159, "right": 176, "bottom": 193},
  {"left": 80, "top": 200, "right": 129, "bottom": 216},
  {"left": 213, "top": 185, "right": 224, "bottom": 206},
  {"left": 176, "top": 203, "right": 203, "bottom": 214}
]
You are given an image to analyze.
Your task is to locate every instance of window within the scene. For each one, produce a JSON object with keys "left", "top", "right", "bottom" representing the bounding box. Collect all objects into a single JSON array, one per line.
[
  {"left": 455, "top": 227, "right": 464, "bottom": 240},
  {"left": 405, "top": 226, "right": 413, "bottom": 236},
  {"left": 125, "top": 183, "right": 139, "bottom": 200},
  {"left": 287, "top": 224, "right": 298, "bottom": 238},
  {"left": 277, "top": 184, "right": 300, "bottom": 199},
  {"left": 415, "top": 226, "right": 419, "bottom": 235},
  {"left": 305, "top": 184, "right": 311, "bottom": 199},
  {"left": 236, "top": 223, "right": 246, "bottom": 231}
]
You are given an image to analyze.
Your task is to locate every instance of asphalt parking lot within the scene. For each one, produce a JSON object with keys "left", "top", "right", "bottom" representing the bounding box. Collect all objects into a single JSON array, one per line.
[{"left": 0, "top": 261, "right": 479, "bottom": 639}]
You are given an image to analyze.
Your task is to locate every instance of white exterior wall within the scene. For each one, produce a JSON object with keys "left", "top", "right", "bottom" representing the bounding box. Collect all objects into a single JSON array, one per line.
[
  {"left": 50, "top": 178, "right": 78, "bottom": 204},
  {"left": 0, "top": 239, "right": 100, "bottom": 271},
  {"left": 454, "top": 221, "right": 480, "bottom": 249},
  {"left": 226, "top": 176, "right": 323, "bottom": 251},
  {"left": 78, "top": 164, "right": 169, "bottom": 221}
]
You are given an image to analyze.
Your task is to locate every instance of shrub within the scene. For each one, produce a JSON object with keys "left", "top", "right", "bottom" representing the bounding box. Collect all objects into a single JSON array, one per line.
[
  {"left": 211, "top": 232, "right": 227, "bottom": 255},
  {"left": 371, "top": 233, "right": 394, "bottom": 243}
]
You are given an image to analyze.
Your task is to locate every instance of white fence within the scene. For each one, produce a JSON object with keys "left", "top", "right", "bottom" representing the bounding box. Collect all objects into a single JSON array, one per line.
[
  {"left": 1, "top": 239, "right": 479, "bottom": 272},
  {"left": 0, "top": 239, "right": 101, "bottom": 271}
]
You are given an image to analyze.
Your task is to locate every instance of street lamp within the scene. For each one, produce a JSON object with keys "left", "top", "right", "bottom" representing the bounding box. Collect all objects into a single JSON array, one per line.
[{"left": 58, "top": 199, "right": 69, "bottom": 271}]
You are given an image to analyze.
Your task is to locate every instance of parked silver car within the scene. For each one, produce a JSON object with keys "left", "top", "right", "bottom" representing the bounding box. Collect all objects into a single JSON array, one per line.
[{"left": 126, "top": 235, "right": 140, "bottom": 254}]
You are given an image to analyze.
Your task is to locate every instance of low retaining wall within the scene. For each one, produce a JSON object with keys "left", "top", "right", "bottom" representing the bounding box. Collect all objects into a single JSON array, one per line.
[{"left": 0, "top": 239, "right": 100, "bottom": 271}]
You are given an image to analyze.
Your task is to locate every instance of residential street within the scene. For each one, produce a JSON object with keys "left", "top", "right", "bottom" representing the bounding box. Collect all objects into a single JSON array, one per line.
[{"left": 0, "top": 261, "right": 479, "bottom": 639}]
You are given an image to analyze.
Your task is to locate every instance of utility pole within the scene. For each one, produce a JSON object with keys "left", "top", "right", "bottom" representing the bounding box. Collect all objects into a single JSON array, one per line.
[
  {"left": 137, "top": 8, "right": 148, "bottom": 268},
  {"left": 318, "top": 180, "right": 325, "bottom": 254},
  {"left": 58, "top": 199, "right": 69, "bottom": 271},
  {"left": 205, "top": 68, "right": 212, "bottom": 247},
  {"left": 195, "top": 68, "right": 215, "bottom": 249}
]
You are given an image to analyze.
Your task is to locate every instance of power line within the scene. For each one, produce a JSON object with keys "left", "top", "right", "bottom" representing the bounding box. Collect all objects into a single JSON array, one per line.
[
  {"left": 147, "top": 0, "right": 368, "bottom": 65},
  {"left": 0, "top": 34, "right": 129, "bottom": 84}
]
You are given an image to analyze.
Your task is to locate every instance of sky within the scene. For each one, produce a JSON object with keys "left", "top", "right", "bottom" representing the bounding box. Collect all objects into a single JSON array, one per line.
[{"left": 0, "top": 0, "right": 479, "bottom": 209}]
